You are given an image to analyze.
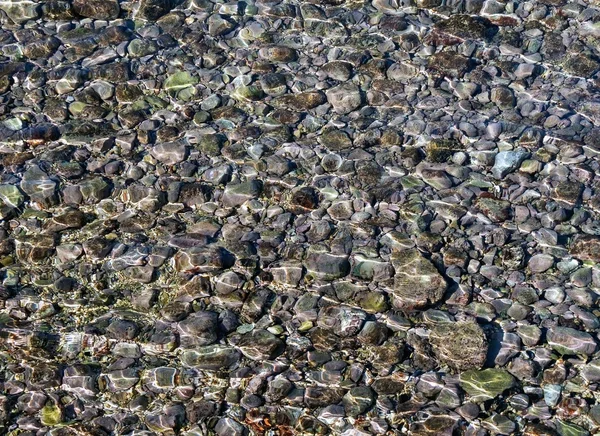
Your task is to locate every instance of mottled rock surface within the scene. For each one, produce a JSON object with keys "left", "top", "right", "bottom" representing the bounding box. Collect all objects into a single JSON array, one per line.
[{"left": 1, "top": 0, "right": 600, "bottom": 434}]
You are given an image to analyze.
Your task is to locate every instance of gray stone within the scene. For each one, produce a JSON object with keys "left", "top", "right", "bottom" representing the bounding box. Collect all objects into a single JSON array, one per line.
[
  {"left": 326, "top": 83, "right": 363, "bottom": 114},
  {"left": 547, "top": 327, "right": 597, "bottom": 356},
  {"left": 492, "top": 149, "right": 529, "bottom": 179}
]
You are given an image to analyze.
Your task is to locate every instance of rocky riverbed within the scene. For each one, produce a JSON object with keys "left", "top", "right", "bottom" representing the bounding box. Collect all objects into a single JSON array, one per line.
[{"left": 1, "top": 0, "right": 600, "bottom": 435}]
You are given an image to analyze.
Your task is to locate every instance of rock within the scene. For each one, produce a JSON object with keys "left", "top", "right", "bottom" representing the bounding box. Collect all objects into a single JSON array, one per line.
[
  {"left": 459, "top": 369, "right": 516, "bottom": 403},
  {"left": 554, "top": 181, "right": 583, "bottom": 208},
  {"left": 0, "top": 184, "right": 25, "bottom": 208},
  {"left": 343, "top": 386, "right": 376, "bottom": 416},
  {"left": 177, "top": 311, "right": 218, "bottom": 348},
  {"left": 326, "top": 83, "right": 363, "bottom": 114},
  {"left": 259, "top": 46, "right": 298, "bottom": 62},
  {"left": 429, "top": 321, "right": 488, "bottom": 371},
  {"left": 528, "top": 254, "right": 554, "bottom": 273},
  {"left": 304, "top": 246, "right": 350, "bottom": 281},
  {"left": 547, "top": 327, "right": 597, "bottom": 356},
  {"left": 492, "top": 149, "right": 529, "bottom": 179},
  {"left": 215, "top": 418, "right": 246, "bottom": 436},
  {"left": 73, "top": 0, "right": 119, "bottom": 19},
  {"left": 563, "top": 53, "right": 600, "bottom": 77},
  {"left": 163, "top": 71, "right": 198, "bottom": 92},
  {"left": 173, "top": 246, "right": 235, "bottom": 273},
  {"left": 318, "top": 305, "right": 367, "bottom": 337},
  {"left": 138, "top": 0, "right": 177, "bottom": 20},
  {"left": 222, "top": 180, "right": 262, "bottom": 207},
  {"left": 391, "top": 249, "right": 447, "bottom": 310},
  {"left": 428, "top": 52, "right": 471, "bottom": 77},
  {"left": 434, "top": 15, "right": 495, "bottom": 40},
  {"left": 491, "top": 86, "right": 515, "bottom": 109},
  {"left": 152, "top": 142, "right": 188, "bottom": 165},
  {"left": 322, "top": 61, "right": 353, "bottom": 81},
  {"left": 0, "top": 0, "right": 40, "bottom": 23},
  {"left": 181, "top": 346, "right": 241, "bottom": 370},
  {"left": 208, "top": 14, "right": 237, "bottom": 36},
  {"left": 238, "top": 329, "right": 284, "bottom": 360},
  {"left": 570, "top": 235, "right": 600, "bottom": 262},
  {"left": 475, "top": 196, "right": 512, "bottom": 222},
  {"left": 20, "top": 165, "right": 58, "bottom": 208},
  {"left": 425, "top": 139, "right": 464, "bottom": 163}
]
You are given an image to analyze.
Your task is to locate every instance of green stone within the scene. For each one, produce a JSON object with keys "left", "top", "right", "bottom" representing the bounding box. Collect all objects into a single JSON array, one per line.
[
  {"left": 232, "top": 85, "right": 264, "bottom": 102},
  {"left": 163, "top": 71, "right": 198, "bottom": 92},
  {"left": 40, "top": 403, "right": 62, "bottom": 426},
  {"left": 0, "top": 184, "right": 25, "bottom": 208},
  {"left": 459, "top": 369, "right": 516, "bottom": 403},
  {"left": 555, "top": 419, "right": 590, "bottom": 436}
]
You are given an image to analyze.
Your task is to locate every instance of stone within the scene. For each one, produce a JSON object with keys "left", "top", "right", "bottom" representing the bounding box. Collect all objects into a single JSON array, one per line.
[
  {"left": 459, "top": 369, "right": 516, "bottom": 403},
  {"left": 238, "top": 329, "right": 284, "bottom": 360},
  {"left": 0, "top": 184, "right": 25, "bottom": 208},
  {"left": 222, "top": 180, "right": 262, "bottom": 207},
  {"left": 326, "top": 83, "right": 363, "bottom": 114},
  {"left": 528, "top": 254, "right": 554, "bottom": 273},
  {"left": 547, "top": 327, "right": 597, "bottom": 356},
  {"left": 0, "top": 0, "right": 40, "bottom": 23},
  {"left": 343, "top": 386, "right": 376, "bottom": 416},
  {"left": 138, "top": 0, "right": 177, "bottom": 20},
  {"left": 180, "top": 346, "right": 241, "bottom": 370},
  {"left": 304, "top": 246, "right": 350, "bottom": 281},
  {"left": 391, "top": 249, "right": 447, "bottom": 310},
  {"left": 425, "top": 139, "right": 464, "bottom": 163},
  {"left": 434, "top": 15, "right": 495, "bottom": 40},
  {"left": 20, "top": 165, "right": 58, "bottom": 208},
  {"left": 152, "top": 142, "right": 188, "bottom": 165},
  {"left": 429, "top": 321, "right": 488, "bottom": 371},
  {"left": 570, "top": 235, "right": 600, "bottom": 263},
  {"left": 73, "top": 0, "right": 119, "bottom": 19},
  {"left": 492, "top": 149, "right": 529, "bottom": 179}
]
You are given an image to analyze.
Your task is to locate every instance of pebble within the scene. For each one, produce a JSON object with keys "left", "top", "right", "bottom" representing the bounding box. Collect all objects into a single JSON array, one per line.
[{"left": 0, "top": 0, "right": 599, "bottom": 433}]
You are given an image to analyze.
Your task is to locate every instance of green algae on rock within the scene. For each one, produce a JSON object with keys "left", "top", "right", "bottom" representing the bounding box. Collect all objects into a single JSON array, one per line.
[{"left": 429, "top": 321, "right": 488, "bottom": 371}]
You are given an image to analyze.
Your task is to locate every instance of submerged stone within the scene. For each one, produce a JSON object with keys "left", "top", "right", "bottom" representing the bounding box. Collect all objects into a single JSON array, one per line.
[{"left": 459, "top": 369, "right": 516, "bottom": 403}]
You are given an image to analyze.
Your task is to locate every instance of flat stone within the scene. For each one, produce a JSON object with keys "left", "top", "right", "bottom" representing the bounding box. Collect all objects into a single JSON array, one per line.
[
  {"left": 73, "top": 0, "right": 119, "bottom": 19},
  {"left": 459, "top": 369, "right": 516, "bottom": 403},
  {"left": 547, "top": 327, "right": 597, "bottom": 356},
  {"left": 180, "top": 346, "right": 241, "bottom": 371},
  {"left": 528, "top": 254, "right": 554, "bottom": 273}
]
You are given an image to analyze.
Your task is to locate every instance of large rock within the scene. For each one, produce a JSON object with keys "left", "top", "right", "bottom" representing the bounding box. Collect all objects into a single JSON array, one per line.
[
  {"left": 429, "top": 321, "right": 488, "bottom": 371},
  {"left": 0, "top": 0, "right": 40, "bottom": 23},
  {"left": 390, "top": 249, "right": 447, "bottom": 310},
  {"left": 173, "top": 246, "right": 236, "bottom": 273},
  {"left": 73, "top": 0, "right": 119, "bottom": 19},
  {"left": 20, "top": 165, "right": 58, "bottom": 208},
  {"left": 138, "top": 0, "right": 177, "bottom": 20}
]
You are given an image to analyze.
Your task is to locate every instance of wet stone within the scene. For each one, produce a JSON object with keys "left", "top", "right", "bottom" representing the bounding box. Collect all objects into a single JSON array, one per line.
[
  {"left": 1, "top": 0, "right": 599, "bottom": 432},
  {"left": 429, "top": 321, "right": 488, "bottom": 371},
  {"left": 73, "top": 0, "right": 119, "bottom": 19},
  {"left": 391, "top": 249, "right": 447, "bottom": 310},
  {"left": 459, "top": 369, "right": 516, "bottom": 403},
  {"left": 547, "top": 327, "right": 597, "bottom": 356}
]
